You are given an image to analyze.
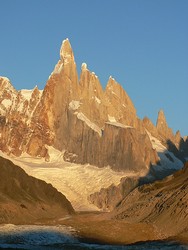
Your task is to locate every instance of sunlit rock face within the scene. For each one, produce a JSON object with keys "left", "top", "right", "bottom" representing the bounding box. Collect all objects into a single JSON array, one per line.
[
  {"left": 0, "top": 77, "right": 43, "bottom": 156},
  {"left": 0, "top": 39, "right": 187, "bottom": 172}
]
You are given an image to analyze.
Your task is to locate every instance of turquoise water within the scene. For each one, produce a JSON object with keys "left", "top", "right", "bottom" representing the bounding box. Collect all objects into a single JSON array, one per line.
[{"left": 0, "top": 225, "right": 187, "bottom": 250}]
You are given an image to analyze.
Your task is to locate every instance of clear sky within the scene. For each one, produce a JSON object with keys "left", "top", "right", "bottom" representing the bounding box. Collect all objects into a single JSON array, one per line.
[{"left": 0, "top": 0, "right": 187, "bottom": 136}]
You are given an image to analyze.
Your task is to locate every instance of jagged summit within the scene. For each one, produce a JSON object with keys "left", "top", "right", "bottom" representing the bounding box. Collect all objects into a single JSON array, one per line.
[
  {"left": 60, "top": 38, "right": 74, "bottom": 63},
  {"left": 0, "top": 76, "right": 15, "bottom": 90},
  {"left": 156, "top": 109, "right": 167, "bottom": 127},
  {"left": 81, "top": 62, "right": 88, "bottom": 70},
  {"left": 156, "top": 109, "right": 174, "bottom": 141},
  {"left": 106, "top": 76, "right": 117, "bottom": 88},
  {"left": 0, "top": 76, "right": 10, "bottom": 82}
]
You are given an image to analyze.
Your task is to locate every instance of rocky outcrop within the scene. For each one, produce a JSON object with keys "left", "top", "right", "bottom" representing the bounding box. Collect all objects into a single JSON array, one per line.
[
  {"left": 113, "top": 162, "right": 188, "bottom": 237},
  {"left": 89, "top": 176, "right": 140, "bottom": 211},
  {"left": 0, "top": 156, "right": 74, "bottom": 224}
]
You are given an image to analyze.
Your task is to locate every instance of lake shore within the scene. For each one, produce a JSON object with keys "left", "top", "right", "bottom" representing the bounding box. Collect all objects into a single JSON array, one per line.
[
  {"left": 52, "top": 211, "right": 170, "bottom": 245},
  {"left": 1, "top": 211, "right": 187, "bottom": 246}
]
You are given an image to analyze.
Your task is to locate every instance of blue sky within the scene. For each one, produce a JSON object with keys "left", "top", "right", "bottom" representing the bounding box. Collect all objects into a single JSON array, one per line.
[{"left": 0, "top": 0, "right": 187, "bottom": 136}]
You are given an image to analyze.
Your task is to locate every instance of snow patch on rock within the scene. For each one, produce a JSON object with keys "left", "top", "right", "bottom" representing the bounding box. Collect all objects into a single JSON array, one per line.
[
  {"left": 76, "top": 112, "right": 102, "bottom": 136},
  {"left": 107, "top": 116, "right": 133, "bottom": 129},
  {"left": 108, "top": 115, "right": 117, "bottom": 123},
  {"left": 69, "top": 100, "right": 80, "bottom": 111},
  {"left": 81, "top": 62, "right": 87, "bottom": 70},
  {"left": 20, "top": 89, "right": 33, "bottom": 101},
  {"left": 95, "top": 96, "right": 101, "bottom": 104},
  {"left": 146, "top": 130, "right": 183, "bottom": 170},
  {"left": 1, "top": 99, "right": 12, "bottom": 108}
]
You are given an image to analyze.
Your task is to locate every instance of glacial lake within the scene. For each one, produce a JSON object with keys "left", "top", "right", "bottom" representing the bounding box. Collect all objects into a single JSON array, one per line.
[{"left": 0, "top": 224, "right": 187, "bottom": 250}]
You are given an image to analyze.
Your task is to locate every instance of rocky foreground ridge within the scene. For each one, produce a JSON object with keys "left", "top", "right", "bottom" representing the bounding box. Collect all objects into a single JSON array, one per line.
[
  {"left": 0, "top": 38, "right": 187, "bottom": 173},
  {"left": 111, "top": 162, "right": 188, "bottom": 239},
  {"left": 0, "top": 156, "right": 74, "bottom": 224},
  {"left": 60, "top": 162, "right": 188, "bottom": 245}
]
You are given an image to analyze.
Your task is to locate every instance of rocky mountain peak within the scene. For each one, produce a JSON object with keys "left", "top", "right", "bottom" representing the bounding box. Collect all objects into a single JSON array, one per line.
[
  {"left": 105, "top": 76, "right": 137, "bottom": 118},
  {"left": 106, "top": 76, "right": 117, "bottom": 90},
  {"left": 60, "top": 38, "right": 75, "bottom": 64},
  {"left": 174, "top": 130, "right": 182, "bottom": 147},
  {"left": 156, "top": 109, "right": 169, "bottom": 134},
  {"left": 80, "top": 63, "right": 102, "bottom": 95},
  {"left": 81, "top": 62, "right": 88, "bottom": 71},
  {"left": 175, "top": 130, "right": 181, "bottom": 139},
  {"left": 156, "top": 109, "right": 167, "bottom": 127},
  {"left": 156, "top": 109, "right": 174, "bottom": 142},
  {"left": 31, "top": 85, "right": 42, "bottom": 97},
  {"left": 143, "top": 116, "right": 159, "bottom": 138},
  {"left": 33, "top": 85, "right": 39, "bottom": 92},
  {"left": 0, "top": 76, "right": 16, "bottom": 93},
  {"left": 0, "top": 77, "right": 17, "bottom": 116}
]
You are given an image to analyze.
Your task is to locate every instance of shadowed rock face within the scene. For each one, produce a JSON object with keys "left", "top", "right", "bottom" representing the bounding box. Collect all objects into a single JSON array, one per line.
[
  {"left": 113, "top": 162, "right": 188, "bottom": 237},
  {"left": 0, "top": 156, "right": 74, "bottom": 224},
  {"left": 89, "top": 176, "right": 140, "bottom": 211},
  {"left": 63, "top": 119, "right": 158, "bottom": 172}
]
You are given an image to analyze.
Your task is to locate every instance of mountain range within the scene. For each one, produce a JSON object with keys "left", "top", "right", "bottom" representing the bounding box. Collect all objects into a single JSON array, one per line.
[
  {"left": 0, "top": 38, "right": 187, "bottom": 174},
  {"left": 0, "top": 38, "right": 188, "bottom": 244}
]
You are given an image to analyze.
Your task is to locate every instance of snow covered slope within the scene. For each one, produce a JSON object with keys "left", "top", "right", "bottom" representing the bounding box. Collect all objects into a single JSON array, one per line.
[
  {"left": 0, "top": 148, "right": 138, "bottom": 211},
  {"left": 0, "top": 134, "right": 183, "bottom": 212}
]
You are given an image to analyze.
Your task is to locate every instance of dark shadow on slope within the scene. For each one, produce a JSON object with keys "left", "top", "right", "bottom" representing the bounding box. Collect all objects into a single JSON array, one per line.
[
  {"left": 137, "top": 138, "right": 188, "bottom": 187},
  {"left": 114, "top": 157, "right": 183, "bottom": 209},
  {"left": 115, "top": 145, "right": 188, "bottom": 209},
  {"left": 89, "top": 139, "right": 188, "bottom": 211},
  {"left": 89, "top": 148, "right": 184, "bottom": 211},
  {"left": 179, "top": 137, "right": 188, "bottom": 159},
  {"left": 166, "top": 139, "right": 186, "bottom": 163},
  {"left": 138, "top": 161, "right": 177, "bottom": 186}
]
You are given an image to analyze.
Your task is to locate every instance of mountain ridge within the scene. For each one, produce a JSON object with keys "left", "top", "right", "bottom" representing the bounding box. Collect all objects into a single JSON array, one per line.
[
  {"left": 0, "top": 38, "right": 187, "bottom": 173},
  {"left": 111, "top": 161, "right": 188, "bottom": 239},
  {"left": 0, "top": 155, "right": 74, "bottom": 224}
]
